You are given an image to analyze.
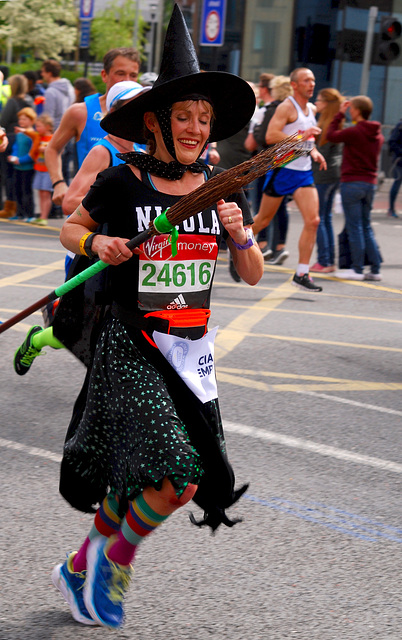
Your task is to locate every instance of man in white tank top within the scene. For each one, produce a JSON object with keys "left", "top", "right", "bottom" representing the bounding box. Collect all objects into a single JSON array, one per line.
[{"left": 252, "top": 68, "right": 327, "bottom": 292}]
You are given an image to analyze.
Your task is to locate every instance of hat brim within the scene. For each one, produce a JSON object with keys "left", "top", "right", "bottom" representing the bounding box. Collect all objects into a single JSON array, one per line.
[{"left": 101, "top": 72, "right": 256, "bottom": 144}]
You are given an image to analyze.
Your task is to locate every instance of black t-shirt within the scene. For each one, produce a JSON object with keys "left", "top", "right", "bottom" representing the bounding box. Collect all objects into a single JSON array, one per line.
[{"left": 83, "top": 164, "right": 252, "bottom": 312}]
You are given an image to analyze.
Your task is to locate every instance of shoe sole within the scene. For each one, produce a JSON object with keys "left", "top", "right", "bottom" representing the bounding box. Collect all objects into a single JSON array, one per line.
[
  {"left": 52, "top": 563, "right": 97, "bottom": 626},
  {"left": 84, "top": 538, "right": 122, "bottom": 628},
  {"left": 291, "top": 280, "right": 322, "bottom": 293},
  {"left": 268, "top": 253, "right": 289, "bottom": 265}
]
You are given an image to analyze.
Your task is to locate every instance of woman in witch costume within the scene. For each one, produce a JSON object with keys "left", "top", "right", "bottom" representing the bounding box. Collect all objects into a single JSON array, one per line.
[{"left": 51, "top": 4, "right": 263, "bottom": 630}]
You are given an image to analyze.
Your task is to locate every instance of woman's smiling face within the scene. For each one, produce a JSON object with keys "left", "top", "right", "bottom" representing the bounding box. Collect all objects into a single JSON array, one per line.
[
  {"left": 171, "top": 100, "right": 212, "bottom": 163},
  {"left": 152, "top": 100, "right": 212, "bottom": 164}
]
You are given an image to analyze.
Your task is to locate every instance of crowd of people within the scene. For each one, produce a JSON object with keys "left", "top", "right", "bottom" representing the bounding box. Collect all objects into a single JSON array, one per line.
[
  {"left": 0, "top": 54, "right": 396, "bottom": 283},
  {"left": 243, "top": 69, "right": 390, "bottom": 286},
  {"left": 2, "top": 3, "right": 400, "bottom": 630}
]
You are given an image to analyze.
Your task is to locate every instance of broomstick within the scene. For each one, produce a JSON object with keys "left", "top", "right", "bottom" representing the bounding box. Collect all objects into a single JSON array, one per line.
[{"left": 0, "top": 133, "right": 305, "bottom": 335}]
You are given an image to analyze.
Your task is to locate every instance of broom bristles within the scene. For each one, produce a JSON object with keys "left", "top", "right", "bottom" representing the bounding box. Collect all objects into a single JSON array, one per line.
[{"left": 148, "top": 133, "right": 306, "bottom": 235}]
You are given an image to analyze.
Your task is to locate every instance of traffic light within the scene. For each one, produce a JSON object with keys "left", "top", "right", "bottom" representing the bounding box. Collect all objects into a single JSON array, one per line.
[{"left": 378, "top": 16, "right": 402, "bottom": 62}]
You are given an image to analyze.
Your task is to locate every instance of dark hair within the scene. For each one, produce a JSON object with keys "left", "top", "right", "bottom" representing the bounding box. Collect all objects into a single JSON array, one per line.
[
  {"left": 0, "top": 65, "right": 9, "bottom": 80},
  {"left": 103, "top": 48, "right": 140, "bottom": 74},
  {"left": 41, "top": 60, "right": 62, "bottom": 78},
  {"left": 73, "top": 77, "right": 97, "bottom": 103},
  {"left": 23, "top": 70, "right": 37, "bottom": 82},
  {"left": 259, "top": 73, "right": 275, "bottom": 89}
]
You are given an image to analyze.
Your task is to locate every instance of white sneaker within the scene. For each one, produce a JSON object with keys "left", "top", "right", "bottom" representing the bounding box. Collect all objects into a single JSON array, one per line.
[
  {"left": 364, "top": 272, "right": 382, "bottom": 281},
  {"left": 335, "top": 269, "right": 364, "bottom": 281}
]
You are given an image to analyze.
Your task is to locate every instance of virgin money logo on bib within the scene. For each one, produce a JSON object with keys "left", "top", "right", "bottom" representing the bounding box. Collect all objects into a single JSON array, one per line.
[{"left": 143, "top": 234, "right": 173, "bottom": 262}]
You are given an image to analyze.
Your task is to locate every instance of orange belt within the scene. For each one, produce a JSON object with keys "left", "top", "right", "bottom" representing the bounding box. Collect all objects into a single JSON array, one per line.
[{"left": 142, "top": 308, "right": 211, "bottom": 347}]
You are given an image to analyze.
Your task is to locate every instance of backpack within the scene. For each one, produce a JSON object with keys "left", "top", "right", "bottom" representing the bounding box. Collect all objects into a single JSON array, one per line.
[
  {"left": 388, "top": 120, "right": 402, "bottom": 158},
  {"left": 252, "top": 99, "right": 281, "bottom": 150}
]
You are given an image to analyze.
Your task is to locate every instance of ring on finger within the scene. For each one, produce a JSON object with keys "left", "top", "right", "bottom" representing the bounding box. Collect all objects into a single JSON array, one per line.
[
  {"left": 115, "top": 252, "right": 122, "bottom": 259},
  {"left": 228, "top": 216, "right": 233, "bottom": 224}
]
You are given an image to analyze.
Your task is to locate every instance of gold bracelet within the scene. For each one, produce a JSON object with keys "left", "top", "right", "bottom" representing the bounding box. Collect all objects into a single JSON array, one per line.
[{"left": 79, "top": 231, "right": 92, "bottom": 256}]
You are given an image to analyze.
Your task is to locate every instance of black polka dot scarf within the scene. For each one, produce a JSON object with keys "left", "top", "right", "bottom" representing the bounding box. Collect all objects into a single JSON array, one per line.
[{"left": 116, "top": 106, "right": 209, "bottom": 180}]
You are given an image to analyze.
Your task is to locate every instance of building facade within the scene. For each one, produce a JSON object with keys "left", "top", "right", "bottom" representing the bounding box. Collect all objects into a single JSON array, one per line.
[{"left": 178, "top": 0, "right": 402, "bottom": 127}]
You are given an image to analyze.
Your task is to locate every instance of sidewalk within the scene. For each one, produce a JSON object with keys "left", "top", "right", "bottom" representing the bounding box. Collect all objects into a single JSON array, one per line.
[{"left": 371, "top": 177, "right": 401, "bottom": 214}]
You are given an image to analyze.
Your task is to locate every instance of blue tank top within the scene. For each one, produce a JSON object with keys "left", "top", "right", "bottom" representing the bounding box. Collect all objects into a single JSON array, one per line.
[
  {"left": 95, "top": 138, "right": 145, "bottom": 167},
  {"left": 76, "top": 94, "right": 104, "bottom": 167}
]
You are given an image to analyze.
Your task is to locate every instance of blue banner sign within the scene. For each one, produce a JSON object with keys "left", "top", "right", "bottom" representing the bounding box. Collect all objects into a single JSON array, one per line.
[
  {"left": 80, "top": 0, "right": 95, "bottom": 21},
  {"left": 80, "top": 20, "right": 92, "bottom": 48},
  {"left": 200, "top": 0, "right": 227, "bottom": 46}
]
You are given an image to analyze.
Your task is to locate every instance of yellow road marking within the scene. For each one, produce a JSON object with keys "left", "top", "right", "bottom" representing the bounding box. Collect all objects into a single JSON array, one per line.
[
  {"left": 214, "top": 274, "right": 402, "bottom": 364},
  {"left": 215, "top": 279, "right": 295, "bottom": 361},
  {"left": 213, "top": 302, "right": 402, "bottom": 325},
  {"left": 235, "top": 331, "right": 402, "bottom": 353},
  {"left": 8, "top": 283, "right": 62, "bottom": 290},
  {"left": 213, "top": 278, "right": 402, "bottom": 300},
  {"left": 0, "top": 259, "right": 65, "bottom": 288},
  {"left": 0, "top": 260, "right": 65, "bottom": 269},
  {"left": 0, "top": 220, "right": 60, "bottom": 232},
  {"left": 217, "top": 370, "right": 402, "bottom": 393},
  {"left": 0, "top": 243, "right": 65, "bottom": 253},
  {"left": 218, "top": 366, "right": 368, "bottom": 383}
]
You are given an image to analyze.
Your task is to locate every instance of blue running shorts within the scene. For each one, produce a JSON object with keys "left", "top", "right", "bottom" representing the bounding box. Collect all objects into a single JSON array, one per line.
[{"left": 263, "top": 167, "right": 315, "bottom": 197}]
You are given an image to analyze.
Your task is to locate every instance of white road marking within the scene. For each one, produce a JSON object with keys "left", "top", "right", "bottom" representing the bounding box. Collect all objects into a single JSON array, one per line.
[
  {"left": 223, "top": 422, "right": 402, "bottom": 474},
  {"left": 2, "top": 415, "right": 402, "bottom": 475}
]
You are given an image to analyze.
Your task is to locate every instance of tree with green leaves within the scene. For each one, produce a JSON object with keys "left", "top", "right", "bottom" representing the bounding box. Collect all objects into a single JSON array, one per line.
[
  {"left": 0, "top": 0, "right": 77, "bottom": 61},
  {"left": 89, "top": 0, "right": 147, "bottom": 61}
]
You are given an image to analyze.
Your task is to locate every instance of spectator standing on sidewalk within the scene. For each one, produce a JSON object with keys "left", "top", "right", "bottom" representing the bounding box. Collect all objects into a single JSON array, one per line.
[
  {"left": 310, "top": 87, "right": 344, "bottom": 273},
  {"left": 245, "top": 73, "right": 275, "bottom": 253},
  {"left": 0, "top": 74, "right": 34, "bottom": 218},
  {"left": 7, "top": 107, "right": 36, "bottom": 220},
  {"left": 73, "top": 78, "right": 97, "bottom": 104},
  {"left": 328, "top": 96, "right": 383, "bottom": 281},
  {"left": 24, "top": 70, "right": 46, "bottom": 115},
  {"left": 387, "top": 117, "right": 402, "bottom": 218},
  {"left": 41, "top": 60, "right": 75, "bottom": 185},
  {"left": 23, "top": 114, "right": 54, "bottom": 225}
]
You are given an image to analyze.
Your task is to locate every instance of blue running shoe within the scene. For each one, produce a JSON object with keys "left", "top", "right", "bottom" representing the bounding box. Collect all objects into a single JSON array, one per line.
[
  {"left": 52, "top": 552, "right": 97, "bottom": 625},
  {"left": 84, "top": 537, "right": 132, "bottom": 628}
]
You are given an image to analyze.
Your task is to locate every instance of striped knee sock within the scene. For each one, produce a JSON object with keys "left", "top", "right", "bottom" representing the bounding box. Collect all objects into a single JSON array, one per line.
[
  {"left": 72, "top": 493, "right": 121, "bottom": 572},
  {"left": 107, "top": 493, "right": 168, "bottom": 566}
]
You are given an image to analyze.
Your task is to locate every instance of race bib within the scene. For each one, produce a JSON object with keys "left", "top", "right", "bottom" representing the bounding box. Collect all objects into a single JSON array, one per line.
[
  {"left": 138, "top": 233, "right": 218, "bottom": 311},
  {"left": 153, "top": 326, "right": 219, "bottom": 403}
]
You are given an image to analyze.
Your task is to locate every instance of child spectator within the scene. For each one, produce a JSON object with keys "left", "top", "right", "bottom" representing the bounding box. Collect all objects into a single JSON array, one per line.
[
  {"left": 25, "top": 113, "right": 54, "bottom": 225},
  {"left": 7, "top": 107, "right": 36, "bottom": 220}
]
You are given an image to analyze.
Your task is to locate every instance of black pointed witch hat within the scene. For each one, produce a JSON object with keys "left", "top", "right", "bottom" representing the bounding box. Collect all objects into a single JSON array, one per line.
[{"left": 101, "top": 3, "right": 255, "bottom": 143}]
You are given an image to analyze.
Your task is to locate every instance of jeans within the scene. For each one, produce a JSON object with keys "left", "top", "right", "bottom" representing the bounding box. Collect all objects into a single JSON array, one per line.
[
  {"left": 15, "top": 169, "right": 34, "bottom": 218},
  {"left": 389, "top": 162, "right": 402, "bottom": 212},
  {"left": 316, "top": 181, "right": 338, "bottom": 266},
  {"left": 340, "top": 181, "right": 380, "bottom": 274}
]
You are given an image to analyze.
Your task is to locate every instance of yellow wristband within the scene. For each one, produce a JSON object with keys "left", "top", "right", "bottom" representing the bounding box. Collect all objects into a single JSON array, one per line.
[{"left": 79, "top": 231, "right": 92, "bottom": 256}]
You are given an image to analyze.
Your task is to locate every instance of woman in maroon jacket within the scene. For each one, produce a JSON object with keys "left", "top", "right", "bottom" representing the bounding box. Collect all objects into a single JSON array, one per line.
[{"left": 327, "top": 95, "right": 383, "bottom": 281}]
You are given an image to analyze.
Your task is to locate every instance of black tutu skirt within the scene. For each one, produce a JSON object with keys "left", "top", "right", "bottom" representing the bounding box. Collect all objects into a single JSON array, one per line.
[{"left": 60, "top": 316, "right": 247, "bottom": 530}]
